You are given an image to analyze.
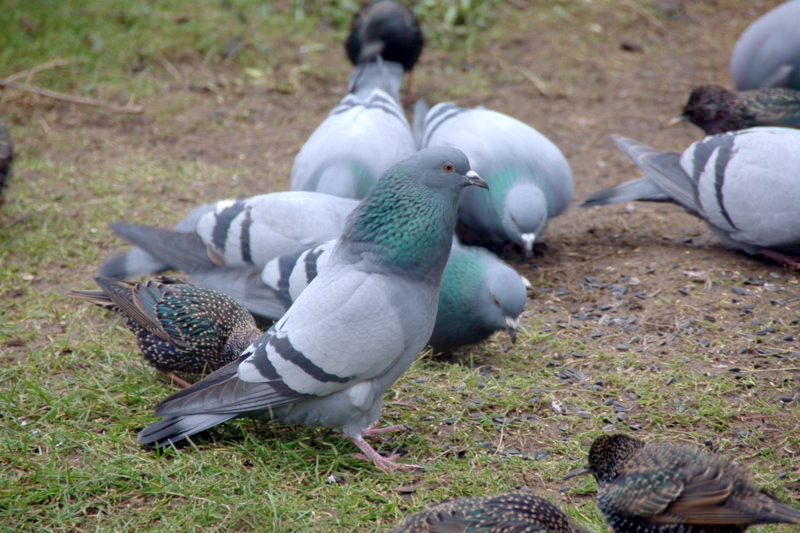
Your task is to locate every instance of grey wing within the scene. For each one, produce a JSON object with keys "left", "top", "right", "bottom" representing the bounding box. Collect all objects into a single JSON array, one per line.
[{"left": 580, "top": 176, "right": 672, "bottom": 207}]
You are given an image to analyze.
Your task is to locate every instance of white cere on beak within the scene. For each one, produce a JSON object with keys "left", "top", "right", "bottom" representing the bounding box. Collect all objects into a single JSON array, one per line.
[
  {"left": 521, "top": 233, "right": 536, "bottom": 256},
  {"left": 520, "top": 275, "right": 532, "bottom": 288}
]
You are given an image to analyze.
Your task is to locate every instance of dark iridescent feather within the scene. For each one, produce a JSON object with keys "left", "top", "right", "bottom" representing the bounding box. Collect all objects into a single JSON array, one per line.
[
  {"left": 72, "top": 277, "right": 261, "bottom": 376},
  {"left": 387, "top": 493, "right": 590, "bottom": 533},
  {"left": 676, "top": 85, "right": 800, "bottom": 134},
  {"left": 0, "top": 119, "right": 13, "bottom": 204},
  {"left": 345, "top": 0, "right": 424, "bottom": 72},
  {"left": 582, "top": 434, "right": 800, "bottom": 533}
]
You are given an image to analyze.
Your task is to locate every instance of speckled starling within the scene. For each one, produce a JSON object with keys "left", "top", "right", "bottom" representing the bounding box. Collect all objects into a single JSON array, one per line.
[
  {"left": 387, "top": 492, "right": 591, "bottom": 533},
  {"left": 0, "top": 119, "right": 13, "bottom": 204},
  {"left": 672, "top": 85, "right": 800, "bottom": 134},
  {"left": 73, "top": 276, "right": 261, "bottom": 387},
  {"left": 574, "top": 433, "right": 800, "bottom": 533}
]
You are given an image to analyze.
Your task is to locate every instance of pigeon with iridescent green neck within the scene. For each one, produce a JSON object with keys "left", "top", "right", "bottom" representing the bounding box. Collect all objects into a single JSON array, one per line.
[
  {"left": 137, "top": 147, "right": 487, "bottom": 473},
  {"left": 261, "top": 237, "right": 528, "bottom": 352},
  {"left": 415, "top": 101, "right": 573, "bottom": 256}
]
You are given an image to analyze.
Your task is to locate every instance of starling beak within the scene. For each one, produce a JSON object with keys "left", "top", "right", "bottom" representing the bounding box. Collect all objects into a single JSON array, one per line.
[
  {"left": 578, "top": 433, "right": 800, "bottom": 533},
  {"left": 387, "top": 492, "right": 591, "bottom": 533}
]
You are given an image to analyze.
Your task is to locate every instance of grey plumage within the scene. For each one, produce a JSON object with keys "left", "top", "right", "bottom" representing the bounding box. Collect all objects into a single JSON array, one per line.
[
  {"left": 730, "top": 0, "right": 800, "bottom": 91},
  {"left": 99, "top": 191, "right": 359, "bottom": 282},
  {"left": 573, "top": 433, "right": 800, "bottom": 533},
  {"left": 673, "top": 85, "right": 800, "bottom": 134},
  {"left": 261, "top": 237, "right": 528, "bottom": 352},
  {"left": 137, "top": 147, "right": 487, "bottom": 472},
  {"left": 581, "top": 128, "right": 800, "bottom": 265},
  {"left": 387, "top": 493, "right": 590, "bottom": 533},
  {"left": 415, "top": 101, "right": 573, "bottom": 255},
  {"left": 72, "top": 277, "right": 261, "bottom": 386},
  {"left": 290, "top": 59, "right": 416, "bottom": 199}
]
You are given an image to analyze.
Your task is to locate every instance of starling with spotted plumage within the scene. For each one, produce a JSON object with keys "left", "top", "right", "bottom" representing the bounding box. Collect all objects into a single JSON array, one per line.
[
  {"left": 672, "top": 85, "right": 800, "bottom": 134},
  {"left": 571, "top": 433, "right": 800, "bottom": 533},
  {"left": 72, "top": 277, "right": 261, "bottom": 387},
  {"left": 387, "top": 493, "right": 590, "bottom": 533}
]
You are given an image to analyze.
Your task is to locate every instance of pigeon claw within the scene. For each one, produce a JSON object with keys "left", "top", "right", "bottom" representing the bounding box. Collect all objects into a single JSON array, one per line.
[{"left": 350, "top": 434, "right": 422, "bottom": 472}]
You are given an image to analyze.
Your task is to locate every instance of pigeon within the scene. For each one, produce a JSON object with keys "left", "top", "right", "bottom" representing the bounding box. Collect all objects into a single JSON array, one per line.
[
  {"left": 567, "top": 433, "right": 800, "bottom": 533},
  {"left": 290, "top": 58, "right": 416, "bottom": 199},
  {"left": 72, "top": 277, "right": 261, "bottom": 388},
  {"left": 730, "top": 0, "right": 800, "bottom": 91},
  {"left": 580, "top": 128, "right": 800, "bottom": 267},
  {"left": 344, "top": 0, "right": 424, "bottom": 103},
  {"left": 99, "top": 191, "right": 359, "bottom": 280},
  {"left": 415, "top": 101, "right": 573, "bottom": 256},
  {"left": 0, "top": 119, "right": 13, "bottom": 205},
  {"left": 670, "top": 85, "right": 800, "bottom": 134},
  {"left": 137, "top": 147, "right": 487, "bottom": 472},
  {"left": 386, "top": 493, "right": 590, "bottom": 533},
  {"left": 261, "top": 237, "right": 528, "bottom": 352}
]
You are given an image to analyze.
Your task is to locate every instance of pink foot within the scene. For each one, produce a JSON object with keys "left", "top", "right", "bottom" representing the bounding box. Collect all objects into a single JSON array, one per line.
[
  {"left": 760, "top": 248, "right": 800, "bottom": 269},
  {"left": 348, "top": 434, "right": 422, "bottom": 473},
  {"left": 163, "top": 371, "right": 192, "bottom": 389}
]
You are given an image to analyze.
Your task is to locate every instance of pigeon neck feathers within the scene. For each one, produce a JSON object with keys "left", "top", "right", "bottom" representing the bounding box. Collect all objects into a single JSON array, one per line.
[{"left": 347, "top": 59, "right": 404, "bottom": 102}]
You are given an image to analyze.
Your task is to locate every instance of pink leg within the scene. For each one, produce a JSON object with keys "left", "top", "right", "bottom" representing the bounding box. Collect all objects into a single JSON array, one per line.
[
  {"left": 362, "top": 423, "right": 407, "bottom": 437},
  {"left": 348, "top": 434, "right": 422, "bottom": 473},
  {"left": 164, "top": 371, "right": 192, "bottom": 389},
  {"left": 402, "top": 71, "right": 415, "bottom": 107},
  {"left": 760, "top": 248, "right": 800, "bottom": 269}
]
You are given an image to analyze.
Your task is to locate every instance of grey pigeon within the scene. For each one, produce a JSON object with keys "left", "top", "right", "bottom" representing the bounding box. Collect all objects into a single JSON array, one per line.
[
  {"left": 672, "top": 85, "right": 800, "bottom": 134},
  {"left": 730, "top": 0, "right": 800, "bottom": 91},
  {"left": 72, "top": 276, "right": 261, "bottom": 388},
  {"left": 99, "top": 191, "right": 359, "bottom": 281},
  {"left": 387, "top": 492, "right": 590, "bottom": 533},
  {"left": 568, "top": 433, "right": 800, "bottom": 533},
  {"left": 137, "top": 147, "right": 487, "bottom": 472},
  {"left": 290, "top": 59, "right": 416, "bottom": 199},
  {"left": 0, "top": 119, "right": 13, "bottom": 205},
  {"left": 261, "top": 237, "right": 529, "bottom": 352},
  {"left": 581, "top": 128, "right": 800, "bottom": 267},
  {"left": 415, "top": 101, "right": 573, "bottom": 256}
]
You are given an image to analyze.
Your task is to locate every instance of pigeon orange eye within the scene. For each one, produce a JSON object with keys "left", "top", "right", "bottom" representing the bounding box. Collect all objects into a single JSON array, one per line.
[
  {"left": 443, "top": 163, "right": 454, "bottom": 173},
  {"left": 493, "top": 296, "right": 499, "bottom": 306}
]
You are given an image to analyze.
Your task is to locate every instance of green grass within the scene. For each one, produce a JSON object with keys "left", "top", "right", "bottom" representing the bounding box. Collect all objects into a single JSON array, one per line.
[{"left": 1, "top": 0, "right": 800, "bottom": 531}]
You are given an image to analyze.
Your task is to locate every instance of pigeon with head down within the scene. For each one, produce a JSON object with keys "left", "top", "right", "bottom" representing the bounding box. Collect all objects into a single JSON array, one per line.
[
  {"left": 415, "top": 101, "right": 573, "bottom": 256},
  {"left": 137, "top": 147, "right": 487, "bottom": 472},
  {"left": 581, "top": 128, "right": 800, "bottom": 268},
  {"left": 260, "top": 237, "right": 528, "bottom": 352}
]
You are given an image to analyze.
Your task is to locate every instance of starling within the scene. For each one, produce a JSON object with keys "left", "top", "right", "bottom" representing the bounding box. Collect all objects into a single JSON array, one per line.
[
  {"left": 387, "top": 492, "right": 591, "bottom": 533},
  {"left": 0, "top": 119, "right": 13, "bottom": 204},
  {"left": 571, "top": 433, "right": 800, "bottom": 533},
  {"left": 73, "top": 276, "right": 261, "bottom": 387},
  {"left": 670, "top": 85, "right": 800, "bottom": 134}
]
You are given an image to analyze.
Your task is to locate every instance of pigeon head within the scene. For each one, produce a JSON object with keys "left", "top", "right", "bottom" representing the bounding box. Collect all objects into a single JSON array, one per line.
[
  {"left": 587, "top": 434, "right": 646, "bottom": 484},
  {"left": 344, "top": 0, "right": 425, "bottom": 72},
  {"left": 502, "top": 182, "right": 547, "bottom": 256},
  {"left": 482, "top": 261, "right": 528, "bottom": 343},
  {"left": 342, "top": 146, "right": 486, "bottom": 280}
]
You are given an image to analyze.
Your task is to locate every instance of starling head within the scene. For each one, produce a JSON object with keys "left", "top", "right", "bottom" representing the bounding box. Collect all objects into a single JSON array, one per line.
[{"left": 587, "top": 433, "right": 646, "bottom": 483}]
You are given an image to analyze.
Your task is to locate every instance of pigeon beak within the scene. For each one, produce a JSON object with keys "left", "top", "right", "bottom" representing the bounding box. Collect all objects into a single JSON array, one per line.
[
  {"left": 465, "top": 170, "right": 488, "bottom": 189},
  {"left": 564, "top": 465, "right": 591, "bottom": 480},
  {"left": 666, "top": 114, "right": 686, "bottom": 127},
  {"left": 505, "top": 316, "right": 519, "bottom": 343},
  {"left": 520, "top": 275, "right": 532, "bottom": 289},
  {"left": 521, "top": 233, "right": 536, "bottom": 257}
]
